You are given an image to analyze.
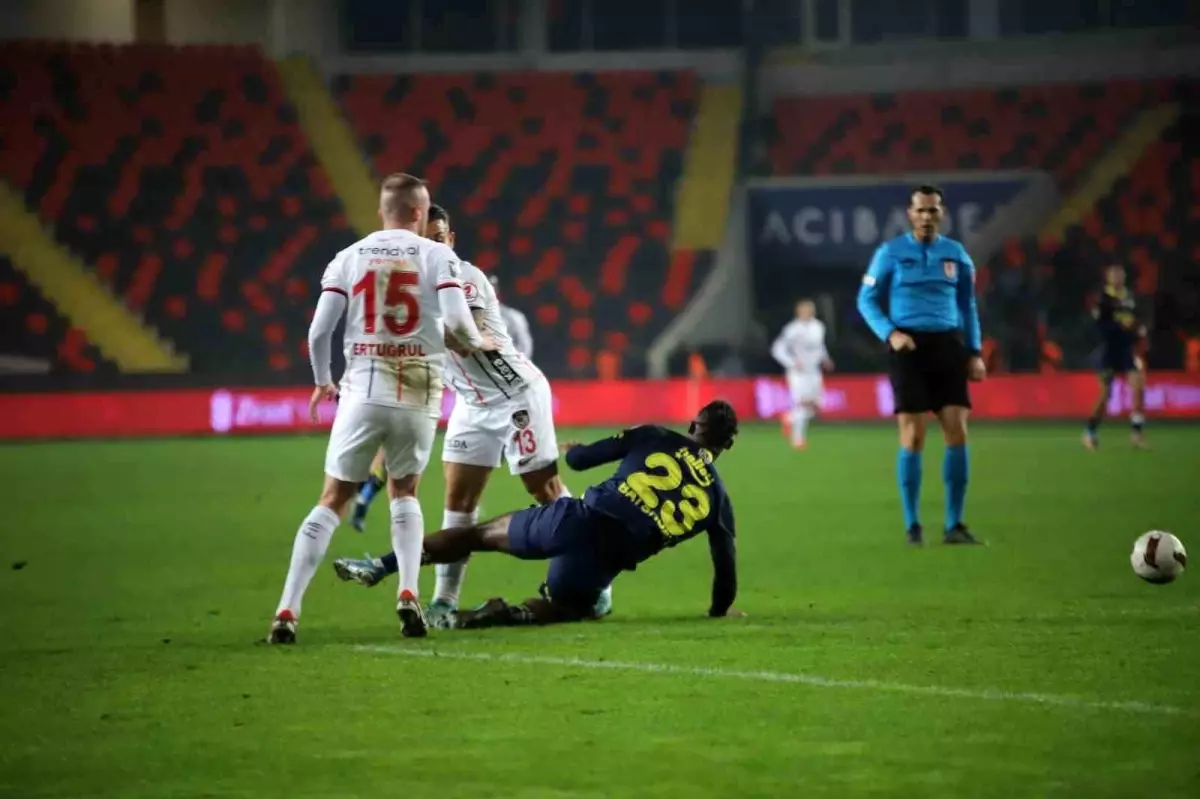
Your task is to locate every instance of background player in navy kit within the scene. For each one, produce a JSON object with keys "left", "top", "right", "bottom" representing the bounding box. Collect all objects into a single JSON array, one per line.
[
  {"left": 1083, "top": 264, "right": 1148, "bottom": 450},
  {"left": 417, "top": 400, "right": 741, "bottom": 627},
  {"left": 857, "top": 185, "right": 986, "bottom": 546}
]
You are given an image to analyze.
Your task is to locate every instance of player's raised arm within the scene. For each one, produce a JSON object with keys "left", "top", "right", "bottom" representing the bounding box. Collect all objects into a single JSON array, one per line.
[
  {"left": 956, "top": 247, "right": 983, "bottom": 355},
  {"left": 856, "top": 244, "right": 896, "bottom": 343},
  {"left": 706, "top": 499, "right": 737, "bottom": 617},
  {"left": 564, "top": 428, "right": 642, "bottom": 472}
]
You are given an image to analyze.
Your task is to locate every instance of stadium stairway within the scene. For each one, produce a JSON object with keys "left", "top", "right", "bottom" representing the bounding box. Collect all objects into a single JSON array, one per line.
[
  {"left": 672, "top": 83, "right": 740, "bottom": 250},
  {"left": 0, "top": 181, "right": 187, "bottom": 372},
  {"left": 277, "top": 56, "right": 378, "bottom": 236},
  {"left": 1040, "top": 103, "right": 1181, "bottom": 245}
]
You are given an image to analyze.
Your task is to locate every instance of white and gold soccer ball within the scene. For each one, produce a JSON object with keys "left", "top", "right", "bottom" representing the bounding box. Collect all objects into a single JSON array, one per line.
[{"left": 1131, "top": 531, "right": 1187, "bottom": 584}]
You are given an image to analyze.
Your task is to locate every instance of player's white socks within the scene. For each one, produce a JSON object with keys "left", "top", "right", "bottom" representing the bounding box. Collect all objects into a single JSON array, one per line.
[
  {"left": 389, "top": 497, "right": 424, "bottom": 599},
  {"left": 277, "top": 505, "right": 339, "bottom": 617},
  {"left": 433, "top": 509, "right": 478, "bottom": 607},
  {"left": 791, "top": 407, "right": 812, "bottom": 445}
]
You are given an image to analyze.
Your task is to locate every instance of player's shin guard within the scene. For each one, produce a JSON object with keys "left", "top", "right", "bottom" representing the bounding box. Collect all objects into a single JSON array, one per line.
[
  {"left": 277, "top": 506, "right": 339, "bottom": 616},
  {"left": 943, "top": 445, "right": 969, "bottom": 530},
  {"left": 897, "top": 448, "right": 922, "bottom": 530},
  {"left": 433, "top": 509, "right": 478, "bottom": 608},
  {"left": 389, "top": 497, "right": 424, "bottom": 600}
]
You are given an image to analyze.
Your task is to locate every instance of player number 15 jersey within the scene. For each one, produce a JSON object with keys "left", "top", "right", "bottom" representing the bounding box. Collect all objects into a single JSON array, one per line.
[{"left": 321, "top": 229, "right": 462, "bottom": 415}]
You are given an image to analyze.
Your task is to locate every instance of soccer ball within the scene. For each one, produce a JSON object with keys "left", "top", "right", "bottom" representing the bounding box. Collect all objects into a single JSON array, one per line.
[{"left": 1130, "top": 531, "right": 1187, "bottom": 584}]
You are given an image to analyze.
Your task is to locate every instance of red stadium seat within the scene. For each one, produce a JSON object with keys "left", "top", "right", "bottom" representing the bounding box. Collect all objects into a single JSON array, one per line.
[
  {"left": 0, "top": 41, "right": 356, "bottom": 376},
  {"left": 334, "top": 70, "right": 704, "bottom": 377}
]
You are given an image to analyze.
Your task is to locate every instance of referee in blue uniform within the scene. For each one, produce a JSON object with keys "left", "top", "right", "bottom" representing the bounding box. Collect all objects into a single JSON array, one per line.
[{"left": 857, "top": 185, "right": 986, "bottom": 545}]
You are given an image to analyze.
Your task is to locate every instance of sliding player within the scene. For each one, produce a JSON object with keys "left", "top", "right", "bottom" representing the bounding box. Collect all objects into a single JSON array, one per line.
[
  {"left": 268, "top": 174, "right": 492, "bottom": 644},
  {"left": 771, "top": 299, "right": 833, "bottom": 449},
  {"left": 420, "top": 400, "right": 741, "bottom": 628},
  {"left": 334, "top": 205, "right": 613, "bottom": 624},
  {"left": 1083, "top": 264, "right": 1148, "bottom": 450}
]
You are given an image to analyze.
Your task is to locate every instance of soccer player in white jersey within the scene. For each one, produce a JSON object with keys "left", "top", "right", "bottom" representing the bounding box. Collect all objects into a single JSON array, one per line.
[
  {"left": 333, "top": 205, "right": 614, "bottom": 625},
  {"left": 268, "top": 175, "right": 493, "bottom": 644},
  {"left": 346, "top": 276, "right": 531, "bottom": 532},
  {"left": 771, "top": 299, "right": 834, "bottom": 449},
  {"left": 491, "top": 275, "right": 533, "bottom": 358}
]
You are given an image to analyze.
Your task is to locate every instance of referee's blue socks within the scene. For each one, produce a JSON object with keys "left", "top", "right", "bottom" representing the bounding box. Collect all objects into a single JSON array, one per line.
[
  {"left": 943, "top": 444, "right": 969, "bottom": 530},
  {"left": 897, "top": 448, "right": 922, "bottom": 529}
]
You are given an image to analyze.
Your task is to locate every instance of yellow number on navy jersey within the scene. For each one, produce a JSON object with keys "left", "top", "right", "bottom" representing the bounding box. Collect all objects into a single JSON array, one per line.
[{"left": 624, "top": 452, "right": 712, "bottom": 537}]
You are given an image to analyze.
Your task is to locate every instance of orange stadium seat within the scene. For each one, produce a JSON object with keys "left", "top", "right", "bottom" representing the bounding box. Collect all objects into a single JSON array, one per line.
[
  {"left": 0, "top": 41, "right": 356, "bottom": 376},
  {"left": 334, "top": 70, "right": 702, "bottom": 377}
]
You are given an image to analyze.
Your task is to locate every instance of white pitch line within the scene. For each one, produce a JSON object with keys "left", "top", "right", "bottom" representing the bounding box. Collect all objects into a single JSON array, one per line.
[{"left": 353, "top": 645, "right": 1194, "bottom": 717}]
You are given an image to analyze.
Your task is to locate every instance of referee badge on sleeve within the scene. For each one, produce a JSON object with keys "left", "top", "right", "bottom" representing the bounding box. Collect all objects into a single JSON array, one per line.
[{"left": 943, "top": 260, "right": 957, "bottom": 279}]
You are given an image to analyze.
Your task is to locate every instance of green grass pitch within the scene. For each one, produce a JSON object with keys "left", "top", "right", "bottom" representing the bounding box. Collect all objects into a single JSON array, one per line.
[{"left": 1, "top": 423, "right": 1198, "bottom": 798}]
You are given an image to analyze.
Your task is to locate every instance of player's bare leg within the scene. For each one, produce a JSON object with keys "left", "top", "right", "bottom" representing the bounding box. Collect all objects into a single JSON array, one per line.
[
  {"left": 1127, "top": 365, "right": 1148, "bottom": 449},
  {"left": 388, "top": 472, "right": 428, "bottom": 638},
  {"left": 423, "top": 513, "right": 517, "bottom": 563},
  {"left": 896, "top": 412, "right": 926, "bottom": 545},
  {"left": 935, "top": 405, "right": 981, "bottom": 545},
  {"left": 1083, "top": 374, "right": 1113, "bottom": 451},
  {"left": 269, "top": 475, "right": 359, "bottom": 643}
]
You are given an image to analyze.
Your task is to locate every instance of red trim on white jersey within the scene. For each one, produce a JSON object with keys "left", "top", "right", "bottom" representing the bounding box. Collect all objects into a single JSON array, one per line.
[
  {"left": 322, "top": 286, "right": 348, "bottom": 297},
  {"left": 449, "top": 352, "right": 487, "bottom": 406},
  {"left": 437, "top": 281, "right": 462, "bottom": 290}
]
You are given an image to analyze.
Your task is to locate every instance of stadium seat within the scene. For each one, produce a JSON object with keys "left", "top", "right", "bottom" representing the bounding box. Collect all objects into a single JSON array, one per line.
[
  {"left": 335, "top": 71, "right": 702, "bottom": 377},
  {"left": 768, "top": 81, "right": 1173, "bottom": 186},
  {"left": 0, "top": 41, "right": 356, "bottom": 376},
  {"left": 0, "top": 255, "right": 108, "bottom": 373}
]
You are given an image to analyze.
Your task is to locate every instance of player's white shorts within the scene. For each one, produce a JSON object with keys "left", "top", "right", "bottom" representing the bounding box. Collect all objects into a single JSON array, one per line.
[
  {"left": 786, "top": 371, "right": 824, "bottom": 405},
  {"left": 324, "top": 399, "right": 436, "bottom": 483},
  {"left": 443, "top": 378, "right": 559, "bottom": 475}
]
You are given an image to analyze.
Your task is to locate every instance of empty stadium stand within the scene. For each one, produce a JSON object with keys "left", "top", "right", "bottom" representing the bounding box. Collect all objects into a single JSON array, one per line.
[
  {"left": 335, "top": 70, "right": 702, "bottom": 377},
  {"left": 0, "top": 255, "right": 108, "bottom": 373},
  {"left": 767, "top": 81, "right": 1174, "bottom": 185},
  {"left": 0, "top": 41, "right": 355, "bottom": 376}
]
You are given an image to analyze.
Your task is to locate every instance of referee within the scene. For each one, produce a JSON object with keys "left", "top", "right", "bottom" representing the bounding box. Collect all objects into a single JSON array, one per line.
[{"left": 856, "top": 185, "right": 986, "bottom": 546}]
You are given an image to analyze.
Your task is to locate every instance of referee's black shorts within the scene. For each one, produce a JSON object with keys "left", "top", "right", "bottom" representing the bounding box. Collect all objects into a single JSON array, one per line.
[{"left": 887, "top": 329, "right": 971, "bottom": 415}]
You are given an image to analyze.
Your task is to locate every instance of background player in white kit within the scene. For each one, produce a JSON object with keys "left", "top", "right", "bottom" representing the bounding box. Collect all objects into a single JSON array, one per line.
[
  {"left": 771, "top": 299, "right": 834, "bottom": 449},
  {"left": 491, "top": 274, "right": 533, "bottom": 358},
  {"left": 268, "top": 175, "right": 492, "bottom": 644},
  {"left": 334, "top": 205, "right": 614, "bottom": 625}
]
